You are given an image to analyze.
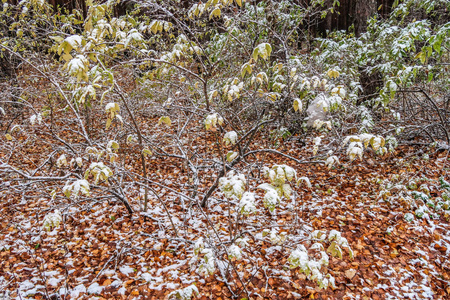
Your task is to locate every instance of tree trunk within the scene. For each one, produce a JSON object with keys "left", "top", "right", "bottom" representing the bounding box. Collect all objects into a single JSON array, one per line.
[{"left": 355, "top": 0, "right": 377, "bottom": 36}]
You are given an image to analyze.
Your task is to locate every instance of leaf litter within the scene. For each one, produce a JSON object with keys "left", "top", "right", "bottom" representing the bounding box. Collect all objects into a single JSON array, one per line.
[{"left": 1, "top": 131, "right": 450, "bottom": 299}]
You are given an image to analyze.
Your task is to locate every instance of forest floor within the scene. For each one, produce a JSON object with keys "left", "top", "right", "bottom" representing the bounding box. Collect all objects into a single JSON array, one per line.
[{"left": 1, "top": 120, "right": 450, "bottom": 300}]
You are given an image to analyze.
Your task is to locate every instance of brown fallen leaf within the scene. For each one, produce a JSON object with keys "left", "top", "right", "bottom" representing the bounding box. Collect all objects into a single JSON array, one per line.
[
  {"left": 102, "top": 279, "right": 112, "bottom": 286},
  {"left": 345, "top": 269, "right": 357, "bottom": 279}
]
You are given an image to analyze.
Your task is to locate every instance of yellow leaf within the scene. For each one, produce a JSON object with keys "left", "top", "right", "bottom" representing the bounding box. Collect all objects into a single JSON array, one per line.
[
  {"left": 61, "top": 53, "right": 72, "bottom": 62},
  {"left": 327, "top": 241, "right": 343, "bottom": 259},
  {"left": 274, "top": 62, "right": 282, "bottom": 72},
  {"left": 150, "top": 20, "right": 161, "bottom": 34},
  {"left": 235, "top": 0, "right": 242, "bottom": 7},
  {"left": 142, "top": 148, "right": 153, "bottom": 157},
  {"left": 63, "top": 42, "right": 73, "bottom": 55},
  {"left": 293, "top": 98, "right": 302, "bottom": 112},
  {"left": 105, "top": 118, "right": 112, "bottom": 130},
  {"left": 327, "top": 69, "right": 340, "bottom": 79},
  {"left": 88, "top": 53, "right": 98, "bottom": 63},
  {"left": 5, "top": 133, "right": 12, "bottom": 141},
  {"left": 241, "top": 62, "right": 252, "bottom": 77},
  {"left": 209, "top": 7, "right": 221, "bottom": 20},
  {"left": 226, "top": 151, "right": 238, "bottom": 162},
  {"left": 158, "top": 116, "right": 172, "bottom": 126},
  {"left": 50, "top": 35, "right": 64, "bottom": 43},
  {"left": 252, "top": 43, "right": 272, "bottom": 61},
  {"left": 267, "top": 93, "right": 278, "bottom": 102}
]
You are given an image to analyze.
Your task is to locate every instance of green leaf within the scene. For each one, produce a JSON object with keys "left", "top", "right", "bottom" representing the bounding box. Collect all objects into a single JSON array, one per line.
[{"left": 439, "top": 177, "right": 450, "bottom": 190}]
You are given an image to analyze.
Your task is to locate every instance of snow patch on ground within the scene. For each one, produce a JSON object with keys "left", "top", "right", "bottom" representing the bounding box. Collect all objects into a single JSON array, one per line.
[
  {"left": 70, "top": 284, "right": 86, "bottom": 298},
  {"left": 149, "top": 281, "right": 179, "bottom": 291},
  {"left": 87, "top": 282, "right": 103, "bottom": 295},
  {"left": 119, "top": 265, "right": 135, "bottom": 276}
]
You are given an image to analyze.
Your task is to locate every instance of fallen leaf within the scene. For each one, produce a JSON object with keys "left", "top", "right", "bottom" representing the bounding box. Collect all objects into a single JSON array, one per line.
[
  {"left": 131, "top": 289, "right": 139, "bottom": 296},
  {"left": 345, "top": 269, "right": 357, "bottom": 279},
  {"left": 102, "top": 279, "right": 112, "bottom": 286}
]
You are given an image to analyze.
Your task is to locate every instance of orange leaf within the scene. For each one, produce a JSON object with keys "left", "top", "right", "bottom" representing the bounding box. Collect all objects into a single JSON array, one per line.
[{"left": 102, "top": 279, "right": 112, "bottom": 286}]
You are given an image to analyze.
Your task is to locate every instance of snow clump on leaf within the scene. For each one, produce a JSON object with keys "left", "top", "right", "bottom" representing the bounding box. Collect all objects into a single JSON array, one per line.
[
  {"left": 219, "top": 171, "right": 246, "bottom": 199},
  {"left": 62, "top": 179, "right": 90, "bottom": 199},
  {"left": 43, "top": 210, "right": 62, "bottom": 231},
  {"left": 168, "top": 284, "right": 199, "bottom": 300},
  {"left": 239, "top": 192, "right": 257, "bottom": 215},
  {"left": 223, "top": 131, "right": 237, "bottom": 146}
]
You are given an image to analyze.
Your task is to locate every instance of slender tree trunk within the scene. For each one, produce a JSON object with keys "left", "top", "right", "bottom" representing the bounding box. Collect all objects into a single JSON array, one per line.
[{"left": 355, "top": 0, "right": 377, "bottom": 36}]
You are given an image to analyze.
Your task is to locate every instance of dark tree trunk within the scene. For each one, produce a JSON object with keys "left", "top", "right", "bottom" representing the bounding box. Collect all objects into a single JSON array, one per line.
[
  {"left": 357, "top": 66, "right": 383, "bottom": 106},
  {"left": 354, "top": 0, "right": 377, "bottom": 36},
  {"left": 315, "top": 0, "right": 395, "bottom": 36}
]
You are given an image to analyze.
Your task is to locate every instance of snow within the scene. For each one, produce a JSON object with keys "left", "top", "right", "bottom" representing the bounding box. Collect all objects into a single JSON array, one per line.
[
  {"left": 156, "top": 260, "right": 188, "bottom": 276},
  {"left": 19, "top": 280, "right": 34, "bottom": 291},
  {"left": 119, "top": 265, "right": 135, "bottom": 276},
  {"left": 47, "top": 276, "right": 63, "bottom": 287},
  {"left": 239, "top": 192, "right": 257, "bottom": 215},
  {"left": 70, "top": 284, "right": 86, "bottom": 298},
  {"left": 110, "top": 280, "right": 122, "bottom": 288},
  {"left": 87, "top": 282, "right": 103, "bottom": 294},
  {"left": 65, "top": 35, "right": 83, "bottom": 49},
  {"left": 43, "top": 270, "right": 58, "bottom": 277},
  {"left": 149, "top": 281, "right": 179, "bottom": 291},
  {"left": 228, "top": 244, "right": 242, "bottom": 260},
  {"left": 59, "top": 287, "right": 67, "bottom": 295},
  {"left": 103, "top": 269, "right": 116, "bottom": 277},
  {"left": 263, "top": 189, "right": 280, "bottom": 211},
  {"left": 223, "top": 131, "right": 238, "bottom": 146},
  {"left": 141, "top": 272, "right": 154, "bottom": 282},
  {"left": 219, "top": 171, "right": 246, "bottom": 199},
  {"left": 42, "top": 210, "right": 62, "bottom": 231},
  {"left": 168, "top": 284, "right": 199, "bottom": 300},
  {"left": 306, "top": 93, "right": 329, "bottom": 126}
]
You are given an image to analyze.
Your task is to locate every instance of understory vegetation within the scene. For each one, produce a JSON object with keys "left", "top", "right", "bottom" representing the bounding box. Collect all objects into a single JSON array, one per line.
[{"left": 0, "top": 0, "right": 449, "bottom": 299}]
